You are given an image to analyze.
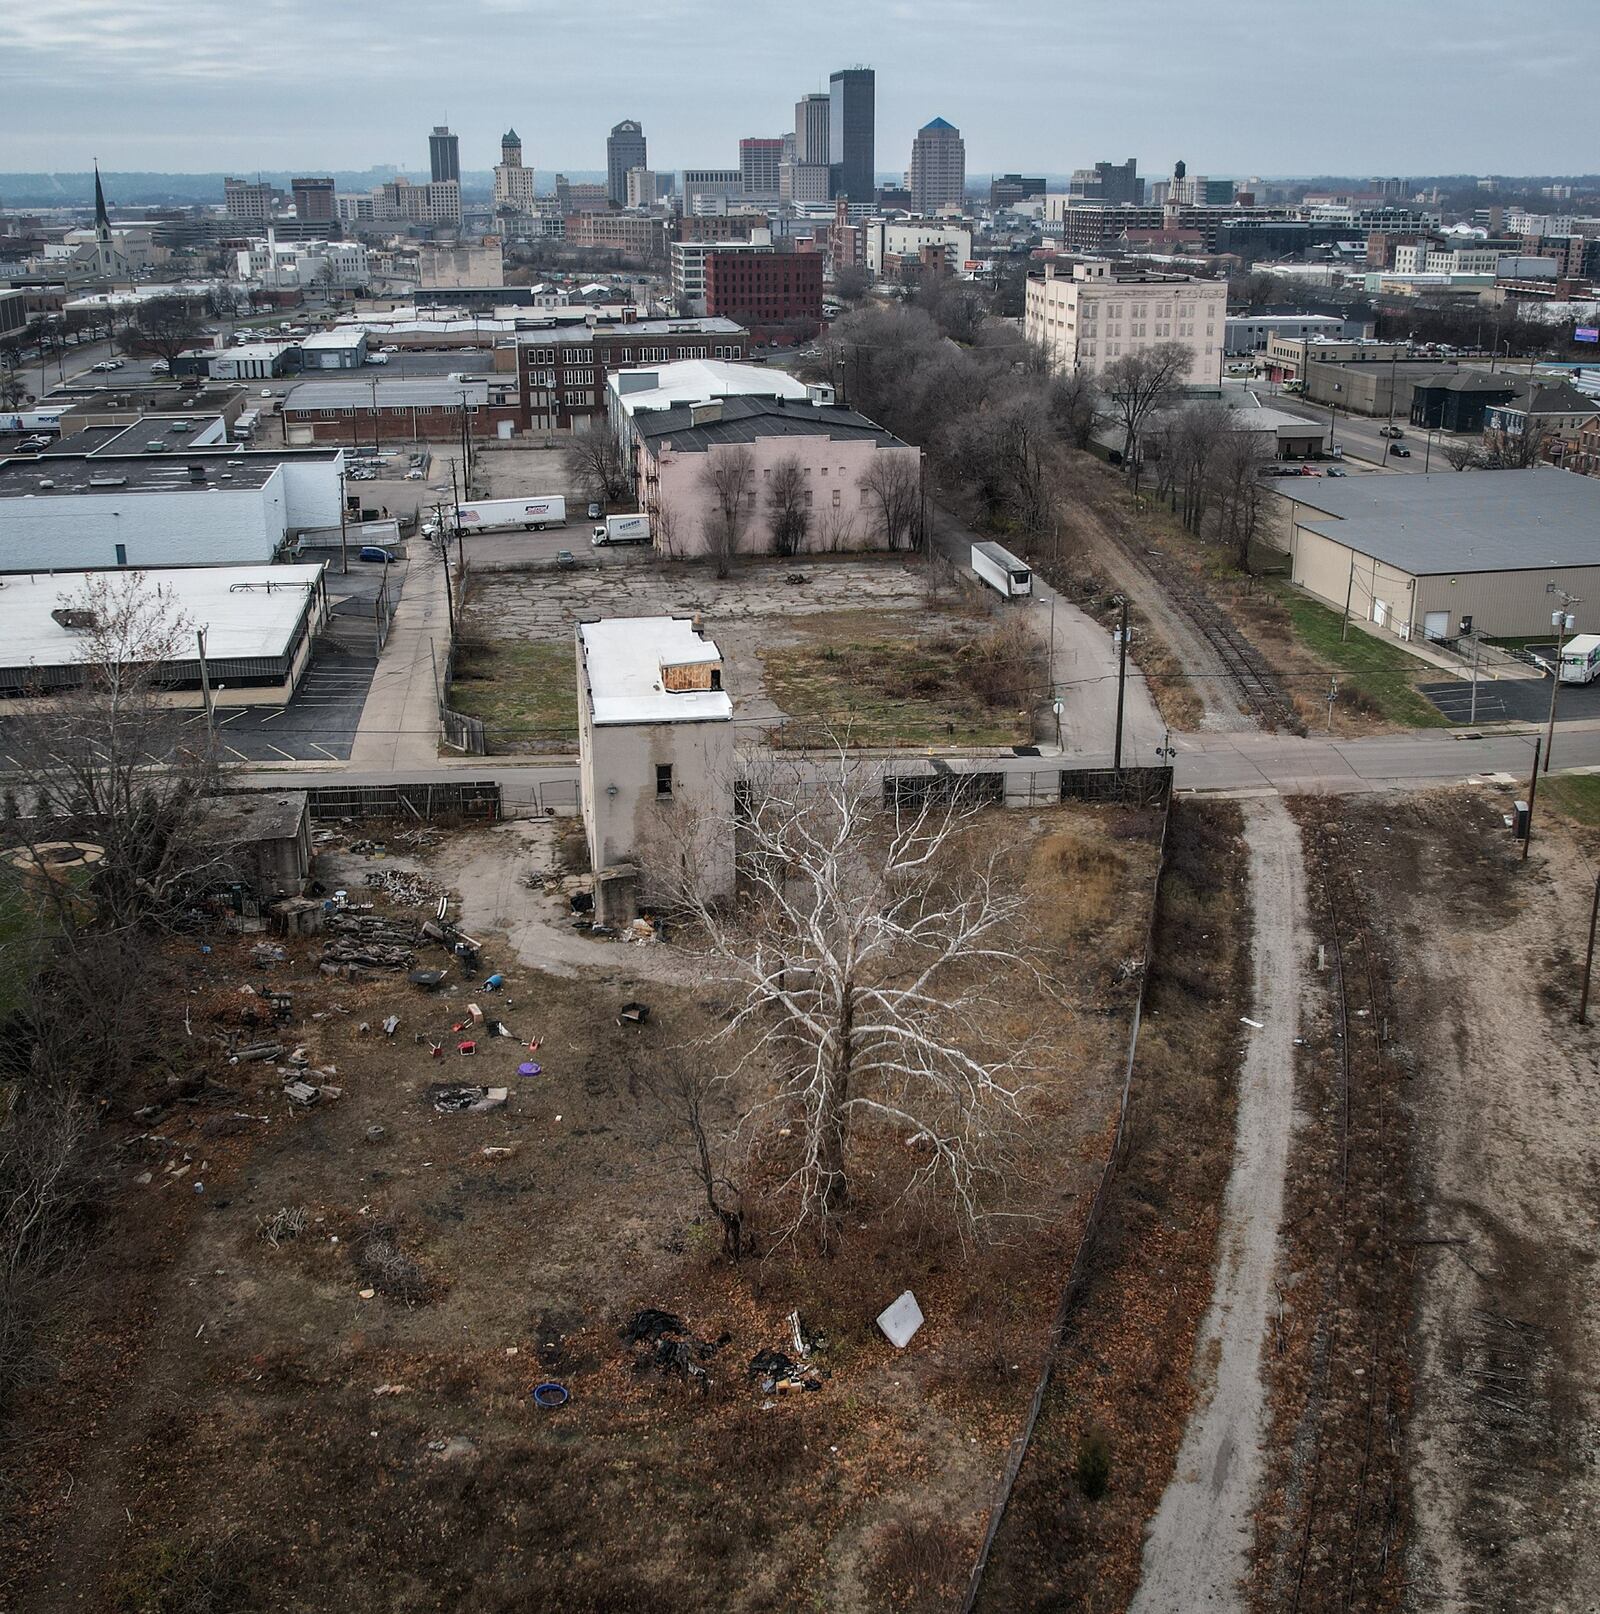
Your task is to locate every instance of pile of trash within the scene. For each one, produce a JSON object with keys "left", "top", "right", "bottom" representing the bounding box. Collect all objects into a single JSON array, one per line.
[
  {"left": 623, "top": 1308, "right": 730, "bottom": 1391},
  {"left": 430, "top": 1084, "right": 508, "bottom": 1115},
  {"left": 364, "top": 868, "right": 442, "bottom": 907},
  {"left": 748, "top": 1310, "right": 828, "bottom": 1396}
]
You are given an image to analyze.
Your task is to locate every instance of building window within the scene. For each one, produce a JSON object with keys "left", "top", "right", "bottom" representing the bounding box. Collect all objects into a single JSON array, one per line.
[{"left": 655, "top": 763, "right": 673, "bottom": 797}]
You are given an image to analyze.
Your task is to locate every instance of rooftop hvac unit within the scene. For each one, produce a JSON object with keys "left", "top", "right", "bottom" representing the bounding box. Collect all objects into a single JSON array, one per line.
[
  {"left": 188, "top": 464, "right": 207, "bottom": 483},
  {"left": 87, "top": 476, "right": 127, "bottom": 487},
  {"left": 145, "top": 441, "right": 167, "bottom": 452}
]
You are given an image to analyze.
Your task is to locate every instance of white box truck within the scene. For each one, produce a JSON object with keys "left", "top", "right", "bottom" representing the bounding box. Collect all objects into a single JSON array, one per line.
[
  {"left": 592, "top": 512, "right": 653, "bottom": 546},
  {"left": 971, "top": 541, "right": 1032, "bottom": 599},
  {"left": 451, "top": 496, "right": 567, "bottom": 533}
]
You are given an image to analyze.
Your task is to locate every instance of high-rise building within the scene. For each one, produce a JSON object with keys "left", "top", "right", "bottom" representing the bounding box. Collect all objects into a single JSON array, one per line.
[
  {"left": 795, "top": 93, "right": 830, "bottom": 166},
  {"left": 1068, "top": 159, "right": 1143, "bottom": 205},
  {"left": 430, "top": 125, "right": 461, "bottom": 186},
  {"left": 740, "top": 138, "right": 784, "bottom": 198},
  {"left": 626, "top": 168, "right": 665, "bottom": 208},
  {"left": 828, "top": 67, "right": 875, "bottom": 202},
  {"left": 224, "top": 177, "right": 276, "bottom": 223},
  {"left": 291, "top": 177, "right": 336, "bottom": 223},
  {"left": 607, "top": 120, "right": 647, "bottom": 206},
  {"left": 494, "top": 128, "right": 538, "bottom": 215},
  {"left": 909, "top": 118, "right": 965, "bottom": 215},
  {"left": 990, "top": 174, "right": 1047, "bottom": 209}
]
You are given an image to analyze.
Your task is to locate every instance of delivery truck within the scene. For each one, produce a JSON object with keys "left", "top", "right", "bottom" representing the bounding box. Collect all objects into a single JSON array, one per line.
[
  {"left": 970, "top": 541, "right": 1032, "bottom": 599},
  {"left": 591, "top": 512, "right": 653, "bottom": 546},
  {"left": 449, "top": 496, "right": 567, "bottom": 534}
]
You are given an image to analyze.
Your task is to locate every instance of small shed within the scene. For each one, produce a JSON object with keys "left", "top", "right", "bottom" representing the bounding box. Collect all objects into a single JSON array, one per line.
[{"left": 201, "top": 792, "right": 312, "bottom": 902}]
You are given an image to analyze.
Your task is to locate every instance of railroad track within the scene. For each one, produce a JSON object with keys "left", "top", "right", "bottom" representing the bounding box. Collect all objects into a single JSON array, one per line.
[
  {"left": 1090, "top": 506, "right": 1307, "bottom": 735},
  {"left": 1285, "top": 818, "right": 1406, "bottom": 1614}
]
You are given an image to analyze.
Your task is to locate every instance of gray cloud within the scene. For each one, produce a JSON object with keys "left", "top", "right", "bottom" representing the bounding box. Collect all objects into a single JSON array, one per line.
[{"left": 0, "top": 0, "right": 1594, "bottom": 175}]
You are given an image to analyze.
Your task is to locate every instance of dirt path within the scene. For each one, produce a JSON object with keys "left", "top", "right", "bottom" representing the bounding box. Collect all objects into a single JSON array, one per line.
[
  {"left": 1129, "top": 798, "right": 1305, "bottom": 1613},
  {"left": 1365, "top": 800, "right": 1600, "bottom": 1611}
]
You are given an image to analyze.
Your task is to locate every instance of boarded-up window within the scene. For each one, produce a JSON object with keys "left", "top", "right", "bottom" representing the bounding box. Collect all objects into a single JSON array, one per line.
[{"left": 660, "top": 659, "right": 720, "bottom": 692}]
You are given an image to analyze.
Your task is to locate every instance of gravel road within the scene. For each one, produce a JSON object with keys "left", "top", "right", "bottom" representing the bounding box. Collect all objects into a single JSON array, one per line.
[{"left": 1129, "top": 797, "right": 1306, "bottom": 1612}]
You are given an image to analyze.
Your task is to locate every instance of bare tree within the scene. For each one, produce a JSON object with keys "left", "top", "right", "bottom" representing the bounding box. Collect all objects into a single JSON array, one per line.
[
  {"left": 765, "top": 454, "right": 811, "bottom": 557},
  {"left": 1159, "top": 400, "right": 1233, "bottom": 533},
  {"left": 562, "top": 429, "right": 632, "bottom": 505},
  {"left": 659, "top": 749, "right": 1042, "bottom": 1249},
  {"left": 650, "top": 495, "right": 685, "bottom": 558},
  {"left": 1442, "top": 440, "right": 1486, "bottom": 471},
  {"left": 1209, "top": 428, "right": 1275, "bottom": 572},
  {"left": 0, "top": 372, "right": 24, "bottom": 412},
  {"left": 1480, "top": 421, "right": 1552, "bottom": 469},
  {"left": 117, "top": 295, "right": 206, "bottom": 368},
  {"left": 938, "top": 391, "right": 1055, "bottom": 531},
  {"left": 698, "top": 445, "right": 756, "bottom": 578},
  {"left": 832, "top": 264, "right": 870, "bottom": 304},
  {"left": 631, "top": 1055, "right": 745, "bottom": 1262},
  {"left": 1048, "top": 368, "right": 1103, "bottom": 450},
  {"left": 858, "top": 452, "right": 923, "bottom": 551},
  {"left": 1100, "top": 341, "right": 1195, "bottom": 486}
]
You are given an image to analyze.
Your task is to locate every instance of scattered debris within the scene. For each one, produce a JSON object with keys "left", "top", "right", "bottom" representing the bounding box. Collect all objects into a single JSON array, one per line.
[
  {"left": 381, "top": 1016, "right": 400, "bottom": 1037},
  {"left": 876, "top": 1290, "right": 925, "bottom": 1349},
  {"left": 363, "top": 868, "right": 442, "bottom": 907},
  {"left": 426, "top": 1435, "right": 477, "bottom": 1462},
  {"left": 258, "top": 1205, "right": 308, "bottom": 1247},
  {"left": 429, "top": 1085, "right": 507, "bottom": 1115},
  {"left": 230, "top": 1043, "right": 284, "bottom": 1065},
  {"left": 1241, "top": 1016, "right": 1264, "bottom": 1030},
  {"left": 623, "top": 1309, "right": 729, "bottom": 1389},
  {"left": 282, "top": 1081, "right": 321, "bottom": 1108},
  {"left": 409, "top": 969, "right": 448, "bottom": 991},
  {"left": 355, "top": 1224, "right": 431, "bottom": 1306},
  {"left": 618, "top": 1001, "right": 650, "bottom": 1026},
  {"left": 373, "top": 1383, "right": 409, "bottom": 1397},
  {"left": 517, "top": 1062, "right": 542, "bottom": 1078},
  {"left": 251, "top": 942, "right": 287, "bottom": 966}
]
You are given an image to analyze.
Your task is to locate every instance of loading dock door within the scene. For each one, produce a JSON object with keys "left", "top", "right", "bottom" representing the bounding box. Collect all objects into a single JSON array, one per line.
[{"left": 1423, "top": 611, "right": 1450, "bottom": 641}]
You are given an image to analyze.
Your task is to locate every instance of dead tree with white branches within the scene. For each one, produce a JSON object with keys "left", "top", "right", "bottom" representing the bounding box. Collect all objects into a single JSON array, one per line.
[
  {"left": 658, "top": 748, "right": 1043, "bottom": 1251},
  {"left": 698, "top": 445, "right": 756, "bottom": 578}
]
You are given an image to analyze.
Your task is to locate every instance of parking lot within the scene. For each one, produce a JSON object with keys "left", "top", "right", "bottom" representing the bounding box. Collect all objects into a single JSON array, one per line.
[{"left": 1420, "top": 669, "right": 1600, "bottom": 727}]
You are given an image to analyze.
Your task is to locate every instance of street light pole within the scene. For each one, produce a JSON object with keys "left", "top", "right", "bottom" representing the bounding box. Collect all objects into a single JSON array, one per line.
[
  {"left": 1113, "top": 596, "right": 1129, "bottom": 773},
  {"left": 1544, "top": 588, "right": 1581, "bottom": 772}
]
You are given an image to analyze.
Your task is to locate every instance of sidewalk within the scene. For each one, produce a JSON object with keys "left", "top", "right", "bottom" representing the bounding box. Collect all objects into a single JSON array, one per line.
[{"left": 347, "top": 543, "right": 451, "bottom": 772}]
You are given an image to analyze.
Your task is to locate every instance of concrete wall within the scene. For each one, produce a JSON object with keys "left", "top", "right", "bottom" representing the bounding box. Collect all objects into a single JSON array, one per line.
[
  {"left": 0, "top": 477, "right": 283, "bottom": 571},
  {"left": 647, "top": 437, "right": 922, "bottom": 558},
  {"left": 277, "top": 455, "right": 345, "bottom": 531}
]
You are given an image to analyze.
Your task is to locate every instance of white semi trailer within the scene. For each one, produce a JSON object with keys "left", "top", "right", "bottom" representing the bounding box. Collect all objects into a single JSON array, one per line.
[
  {"left": 449, "top": 496, "right": 567, "bottom": 533},
  {"left": 971, "top": 541, "right": 1032, "bottom": 599}
]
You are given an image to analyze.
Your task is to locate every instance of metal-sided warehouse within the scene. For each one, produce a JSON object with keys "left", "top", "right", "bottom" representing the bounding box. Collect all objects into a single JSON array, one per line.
[{"left": 1275, "top": 468, "right": 1600, "bottom": 642}]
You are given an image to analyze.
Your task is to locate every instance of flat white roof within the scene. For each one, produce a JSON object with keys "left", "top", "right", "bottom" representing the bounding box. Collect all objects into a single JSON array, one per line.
[
  {"left": 0, "top": 564, "right": 323, "bottom": 670},
  {"left": 609, "top": 358, "right": 808, "bottom": 418},
  {"left": 579, "top": 615, "right": 732, "bottom": 726},
  {"left": 301, "top": 329, "right": 366, "bottom": 350}
]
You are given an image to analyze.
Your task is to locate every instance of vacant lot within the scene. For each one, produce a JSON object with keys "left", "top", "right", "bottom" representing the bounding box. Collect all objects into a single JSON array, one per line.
[
  {"left": 1, "top": 803, "right": 1162, "bottom": 1613},
  {"left": 457, "top": 557, "right": 1024, "bottom": 752}
]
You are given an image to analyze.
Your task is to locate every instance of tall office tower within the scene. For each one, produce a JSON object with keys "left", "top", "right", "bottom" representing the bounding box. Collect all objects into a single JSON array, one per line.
[
  {"left": 909, "top": 118, "right": 965, "bottom": 214},
  {"left": 224, "top": 177, "right": 275, "bottom": 222},
  {"left": 828, "top": 67, "right": 875, "bottom": 201},
  {"left": 740, "top": 138, "right": 784, "bottom": 197},
  {"left": 795, "top": 92, "right": 831, "bottom": 165},
  {"left": 607, "top": 120, "right": 647, "bottom": 206},
  {"left": 291, "top": 177, "right": 336, "bottom": 222},
  {"left": 430, "top": 125, "right": 460, "bottom": 185},
  {"left": 494, "top": 128, "right": 538, "bottom": 214}
]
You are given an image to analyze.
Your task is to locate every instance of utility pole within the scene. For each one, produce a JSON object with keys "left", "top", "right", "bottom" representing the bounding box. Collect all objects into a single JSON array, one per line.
[
  {"left": 1579, "top": 870, "right": 1600, "bottom": 1026},
  {"left": 1113, "top": 596, "right": 1129, "bottom": 773},
  {"left": 196, "top": 627, "right": 215, "bottom": 733},
  {"left": 338, "top": 467, "right": 349, "bottom": 575},
  {"left": 1523, "top": 735, "right": 1542, "bottom": 862},
  {"left": 1341, "top": 556, "right": 1355, "bottom": 642},
  {"left": 1544, "top": 588, "right": 1581, "bottom": 771},
  {"left": 1327, "top": 675, "right": 1338, "bottom": 733}
]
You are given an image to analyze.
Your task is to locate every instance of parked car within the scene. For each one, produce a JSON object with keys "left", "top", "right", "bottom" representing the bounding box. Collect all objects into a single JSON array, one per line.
[
  {"left": 357, "top": 546, "right": 395, "bottom": 563},
  {"left": 405, "top": 469, "right": 424, "bottom": 480},
  {"left": 587, "top": 501, "right": 603, "bottom": 519},
  {"left": 1389, "top": 444, "right": 1411, "bottom": 458},
  {"left": 555, "top": 550, "right": 576, "bottom": 570},
  {"left": 1379, "top": 425, "right": 1404, "bottom": 439},
  {"left": 19, "top": 435, "right": 50, "bottom": 450},
  {"left": 1327, "top": 467, "right": 1347, "bottom": 476}
]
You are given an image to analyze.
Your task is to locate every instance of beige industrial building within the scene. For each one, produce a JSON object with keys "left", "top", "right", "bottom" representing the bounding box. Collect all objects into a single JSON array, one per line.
[
  {"left": 1275, "top": 470, "right": 1600, "bottom": 641},
  {"left": 575, "top": 615, "right": 734, "bottom": 924},
  {"left": 1025, "top": 261, "right": 1226, "bottom": 385}
]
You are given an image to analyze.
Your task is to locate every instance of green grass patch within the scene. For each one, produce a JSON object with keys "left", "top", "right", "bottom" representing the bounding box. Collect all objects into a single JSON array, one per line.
[
  {"left": 447, "top": 641, "right": 578, "bottom": 747},
  {"left": 1540, "top": 774, "right": 1600, "bottom": 827},
  {"left": 1277, "top": 590, "right": 1452, "bottom": 728},
  {"left": 761, "top": 621, "right": 1039, "bottom": 749}
]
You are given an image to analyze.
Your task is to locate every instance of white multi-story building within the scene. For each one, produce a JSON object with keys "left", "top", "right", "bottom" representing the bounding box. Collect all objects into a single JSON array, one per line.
[
  {"left": 625, "top": 167, "right": 666, "bottom": 208},
  {"left": 234, "top": 238, "right": 370, "bottom": 291},
  {"left": 1024, "top": 260, "right": 1226, "bottom": 385},
  {"left": 493, "top": 129, "right": 538, "bottom": 216},
  {"left": 864, "top": 219, "right": 971, "bottom": 276},
  {"left": 671, "top": 236, "right": 772, "bottom": 315}
]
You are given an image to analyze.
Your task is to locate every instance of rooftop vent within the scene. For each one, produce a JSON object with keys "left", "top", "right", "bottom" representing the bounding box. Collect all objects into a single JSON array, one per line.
[
  {"left": 87, "top": 475, "right": 127, "bottom": 488},
  {"left": 188, "top": 464, "right": 207, "bottom": 483},
  {"left": 145, "top": 441, "right": 167, "bottom": 453},
  {"left": 37, "top": 479, "right": 55, "bottom": 489}
]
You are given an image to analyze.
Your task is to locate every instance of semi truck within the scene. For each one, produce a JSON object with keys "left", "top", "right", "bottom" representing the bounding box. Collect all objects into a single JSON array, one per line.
[
  {"left": 591, "top": 512, "right": 653, "bottom": 546},
  {"left": 971, "top": 541, "right": 1032, "bottom": 599},
  {"left": 447, "top": 496, "right": 567, "bottom": 534},
  {"left": 0, "top": 409, "right": 63, "bottom": 436}
]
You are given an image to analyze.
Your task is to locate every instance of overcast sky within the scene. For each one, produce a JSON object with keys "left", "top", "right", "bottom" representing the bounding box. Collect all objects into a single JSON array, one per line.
[{"left": 1, "top": 0, "right": 1594, "bottom": 178}]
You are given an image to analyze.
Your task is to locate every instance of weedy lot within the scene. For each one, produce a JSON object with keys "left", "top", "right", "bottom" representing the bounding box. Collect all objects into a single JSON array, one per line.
[
  {"left": 2, "top": 804, "right": 1161, "bottom": 1614},
  {"left": 451, "top": 557, "right": 1038, "bottom": 753}
]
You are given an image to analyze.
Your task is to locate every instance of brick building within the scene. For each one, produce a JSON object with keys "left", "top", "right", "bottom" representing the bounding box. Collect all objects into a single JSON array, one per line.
[
  {"left": 704, "top": 250, "right": 823, "bottom": 334},
  {"left": 280, "top": 377, "right": 521, "bottom": 445},
  {"left": 563, "top": 213, "right": 669, "bottom": 262},
  {"left": 515, "top": 317, "right": 750, "bottom": 432}
]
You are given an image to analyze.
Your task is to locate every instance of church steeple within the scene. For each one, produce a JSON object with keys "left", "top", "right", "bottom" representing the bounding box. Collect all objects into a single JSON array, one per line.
[{"left": 93, "top": 162, "right": 111, "bottom": 240}]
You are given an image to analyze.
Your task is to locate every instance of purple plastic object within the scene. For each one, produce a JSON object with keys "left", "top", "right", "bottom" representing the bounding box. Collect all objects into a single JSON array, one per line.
[{"left": 517, "top": 1062, "right": 542, "bottom": 1077}]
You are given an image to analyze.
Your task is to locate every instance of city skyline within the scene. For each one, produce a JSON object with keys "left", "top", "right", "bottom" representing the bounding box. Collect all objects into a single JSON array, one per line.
[{"left": 1, "top": 0, "right": 1594, "bottom": 175}]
